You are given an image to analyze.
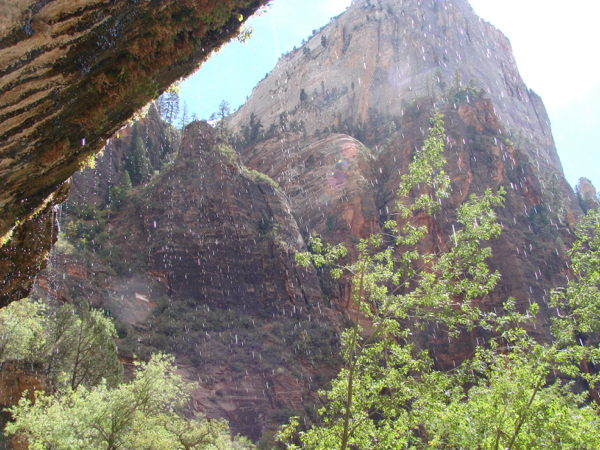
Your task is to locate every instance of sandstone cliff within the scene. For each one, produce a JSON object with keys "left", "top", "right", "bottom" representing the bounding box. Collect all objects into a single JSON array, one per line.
[
  {"left": 23, "top": 0, "right": 591, "bottom": 444},
  {"left": 229, "top": 0, "right": 579, "bottom": 220},
  {"left": 33, "top": 119, "right": 341, "bottom": 441},
  {"left": 577, "top": 177, "right": 600, "bottom": 213},
  {"left": 0, "top": 0, "right": 268, "bottom": 305}
]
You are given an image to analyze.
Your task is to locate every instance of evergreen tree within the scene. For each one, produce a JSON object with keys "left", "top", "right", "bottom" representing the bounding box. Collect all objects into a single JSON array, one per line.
[
  {"left": 159, "top": 90, "right": 180, "bottom": 125},
  {"left": 180, "top": 100, "right": 189, "bottom": 132},
  {"left": 248, "top": 112, "right": 263, "bottom": 143},
  {"left": 109, "top": 170, "right": 132, "bottom": 208},
  {"left": 119, "top": 170, "right": 132, "bottom": 195},
  {"left": 213, "top": 100, "right": 231, "bottom": 138},
  {"left": 125, "top": 131, "right": 150, "bottom": 184},
  {"left": 49, "top": 303, "right": 123, "bottom": 391}
]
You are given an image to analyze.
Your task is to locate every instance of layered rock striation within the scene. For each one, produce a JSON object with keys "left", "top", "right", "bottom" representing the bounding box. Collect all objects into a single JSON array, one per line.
[
  {"left": 229, "top": 0, "right": 584, "bottom": 359},
  {"left": 229, "top": 0, "right": 579, "bottom": 219},
  {"left": 27, "top": 0, "right": 591, "bottom": 442},
  {"left": 0, "top": 0, "right": 268, "bottom": 304},
  {"left": 34, "top": 119, "right": 339, "bottom": 440}
]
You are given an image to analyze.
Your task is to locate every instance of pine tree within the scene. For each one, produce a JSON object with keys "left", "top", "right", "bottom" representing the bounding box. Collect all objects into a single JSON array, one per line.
[
  {"left": 162, "top": 91, "right": 180, "bottom": 125},
  {"left": 119, "top": 170, "right": 132, "bottom": 195},
  {"left": 109, "top": 170, "right": 132, "bottom": 208},
  {"left": 50, "top": 303, "right": 123, "bottom": 391},
  {"left": 126, "top": 133, "right": 150, "bottom": 184},
  {"left": 179, "top": 100, "right": 189, "bottom": 132},
  {"left": 217, "top": 100, "right": 231, "bottom": 137}
]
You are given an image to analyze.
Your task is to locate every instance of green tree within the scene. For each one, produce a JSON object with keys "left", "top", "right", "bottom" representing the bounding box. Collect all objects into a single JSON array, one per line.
[
  {"left": 7, "top": 354, "right": 254, "bottom": 450},
  {"left": 180, "top": 100, "right": 190, "bottom": 132},
  {"left": 0, "top": 299, "right": 123, "bottom": 392},
  {"left": 280, "top": 112, "right": 600, "bottom": 449},
  {"left": 211, "top": 100, "right": 231, "bottom": 138},
  {"left": 125, "top": 131, "right": 151, "bottom": 184},
  {"left": 110, "top": 170, "right": 132, "bottom": 208},
  {"left": 246, "top": 112, "right": 263, "bottom": 144},
  {"left": 49, "top": 303, "right": 123, "bottom": 391},
  {"left": 163, "top": 91, "right": 180, "bottom": 126},
  {"left": 0, "top": 298, "right": 47, "bottom": 365}
]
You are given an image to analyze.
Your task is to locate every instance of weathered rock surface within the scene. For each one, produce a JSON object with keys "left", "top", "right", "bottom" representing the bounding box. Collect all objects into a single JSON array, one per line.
[
  {"left": 0, "top": 0, "right": 268, "bottom": 291},
  {"left": 0, "top": 361, "right": 46, "bottom": 449},
  {"left": 0, "top": 180, "right": 69, "bottom": 307},
  {"left": 23, "top": 0, "right": 592, "bottom": 443},
  {"left": 34, "top": 120, "right": 340, "bottom": 440},
  {"left": 238, "top": 98, "right": 575, "bottom": 357},
  {"left": 577, "top": 177, "right": 600, "bottom": 213},
  {"left": 229, "top": 0, "right": 579, "bottom": 219}
]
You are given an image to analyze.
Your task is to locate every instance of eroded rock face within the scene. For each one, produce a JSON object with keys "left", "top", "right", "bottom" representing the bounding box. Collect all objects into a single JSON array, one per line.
[
  {"left": 226, "top": 0, "right": 584, "bottom": 355},
  {"left": 0, "top": 180, "right": 70, "bottom": 307},
  {"left": 24, "top": 0, "right": 590, "bottom": 443},
  {"left": 577, "top": 177, "right": 600, "bottom": 212},
  {"left": 34, "top": 120, "right": 339, "bottom": 440},
  {"left": 0, "top": 0, "right": 267, "bottom": 297},
  {"left": 238, "top": 98, "right": 575, "bottom": 356},
  {"left": 0, "top": 361, "right": 46, "bottom": 449},
  {"left": 229, "top": 0, "right": 579, "bottom": 217}
]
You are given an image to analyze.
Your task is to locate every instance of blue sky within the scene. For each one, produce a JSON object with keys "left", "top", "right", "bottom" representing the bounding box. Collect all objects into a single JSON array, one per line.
[{"left": 179, "top": 0, "right": 600, "bottom": 191}]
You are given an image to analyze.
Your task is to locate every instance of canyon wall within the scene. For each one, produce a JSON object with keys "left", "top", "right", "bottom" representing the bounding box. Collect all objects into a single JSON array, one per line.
[
  {"left": 0, "top": 0, "right": 268, "bottom": 305},
  {"left": 23, "top": 0, "right": 596, "bottom": 443}
]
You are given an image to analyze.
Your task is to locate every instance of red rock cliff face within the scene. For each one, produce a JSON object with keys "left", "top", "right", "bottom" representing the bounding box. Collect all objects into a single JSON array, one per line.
[
  {"left": 34, "top": 120, "right": 341, "bottom": 441},
  {"left": 237, "top": 99, "right": 575, "bottom": 359},
  {"left": 577, "top": 177, "right": 600, "bottom": 213},
  {"left": 0, "top": 0, "right": 268, "bottom": 305},
  {"left": 29, "top": 0, "right": 587, "bottom": 442},
  {"left": 229, "top": 0, "right": 579, "bottom": 221}
]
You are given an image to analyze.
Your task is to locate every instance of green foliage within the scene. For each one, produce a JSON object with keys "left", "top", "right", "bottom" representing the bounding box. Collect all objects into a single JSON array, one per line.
[
  {"left": 158, "top": 90, "right": 180, "bottom": 125},
  {"left": 0, "top": 298, "right": 47, "bottom": 364},
  {"left": 109, "top": 170, "right": 133, "bottom": 209},
  {"left": 6, "top": 354, "right": 254, "bottom": 450},
  {"left": 421, "top": 339, "right": 600, "bottom": 449},
  {"left": 128, "top": 301, "right": 340, "bottom": 374},
  {"left": 212, "top": 143, "right": 239, "bottom": 163},
  {"left": 244, "top": 169, "right": 280, "bottom": 190},
  {"left": 258, "top": 211, "right": 273, "bottom": 234},
  {"left": 284, "top": 111, "right": 600, "bottom": 449},
  {"left": 551, "top": 210, "right": 600, "bottom": 346},
  {"left": 240, "top": 112, "right": 264, "bottom": 146},
  {"left": 78, "top": 151, "right": 97, "bottom": 171},
  {"left": 125, "top": 131, "right": 151, "bottom": 184},
  {"left": 0, "top": 298, "right": 123, "bottom": 391},
  {"left": 50, "top": 303, "right": 123, "bottom": 391}
]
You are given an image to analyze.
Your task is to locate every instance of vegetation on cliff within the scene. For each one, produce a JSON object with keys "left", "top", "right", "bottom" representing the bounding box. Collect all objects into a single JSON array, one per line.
[
  {"left": 7, "top": 353, "right": 255, "bottom": 450},
  {"left": 279, "top": 113, "right": 600, "bottom": 449}
]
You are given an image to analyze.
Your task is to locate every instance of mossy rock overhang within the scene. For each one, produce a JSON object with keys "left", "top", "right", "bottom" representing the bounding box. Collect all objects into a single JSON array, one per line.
[{"left": 0, "top": 0, "right": 267, "bottom": 242}]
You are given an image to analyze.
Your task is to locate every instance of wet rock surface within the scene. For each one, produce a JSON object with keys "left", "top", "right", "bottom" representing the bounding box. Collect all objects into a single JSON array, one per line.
[
  {"left": 0, "top": 0, "right": 267, "bottom": 281},
  {"left": 0, "top": 181, "right": 70, "bottom": 307},
  {"left": 34, "top": 120, "right": 341, "bottom": 440},
  {"left": 9, "top": 0, "right": 593, "bottom": 443}
]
